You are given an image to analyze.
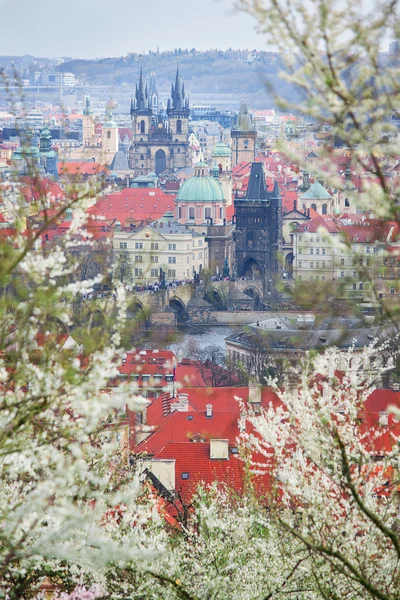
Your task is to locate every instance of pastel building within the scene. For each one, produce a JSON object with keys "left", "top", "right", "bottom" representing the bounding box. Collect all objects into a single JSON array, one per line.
[{"left": 175, "top": 161, "right": 226, "bottom": 227}]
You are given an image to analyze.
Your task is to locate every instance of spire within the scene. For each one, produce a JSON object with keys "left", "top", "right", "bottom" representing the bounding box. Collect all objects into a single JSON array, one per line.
[
  {"left": 83, "top": 96, "right": 92, "bottom": 116},
  {"left": 130, "top": 96, "right": 134, "bottom": 116},
  {"left": 132, "top": 68, "right": 151, "bottom": 114},
  {"left": 234, "top": 102, "right": 253, "bottom": 131},
  {"left": 137, "top": 68, "right": 146, "bottom": 110}
]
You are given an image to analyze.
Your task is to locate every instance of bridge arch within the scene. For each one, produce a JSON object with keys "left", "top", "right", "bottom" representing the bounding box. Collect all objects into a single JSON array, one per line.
[
  {"left": 243, "top": 286, "right": 262, "bottom": 309},
  {"left": 169, "top": 297, "right": 188, "bottom": 322},
  {"left": 205, "top": 287, "right": 226, "bottom": 309}
]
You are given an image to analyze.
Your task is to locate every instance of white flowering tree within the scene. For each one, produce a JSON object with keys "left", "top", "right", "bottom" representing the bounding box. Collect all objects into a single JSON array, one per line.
[
  {"left": 0, "top": 172, "right": 161, "bottom": 598},
  {"left": 243, "top": 346, "right": 400, "bottom": 600}
]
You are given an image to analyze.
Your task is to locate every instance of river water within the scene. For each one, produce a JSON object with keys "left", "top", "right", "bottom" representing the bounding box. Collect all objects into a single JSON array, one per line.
[{"left": 141, "top": 325, "right": 240, "bottom": 360}]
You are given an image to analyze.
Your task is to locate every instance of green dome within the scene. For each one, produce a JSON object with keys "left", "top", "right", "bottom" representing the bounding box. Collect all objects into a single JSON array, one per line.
[
  {"left": 40, "top": 128, "right": 51, "bottom": 139},
  {"left": 212, "top": 141, "right": 231, "bottom": 157},
  {"left": 177, "top": 173, "right": 225, "bottom": 203}
]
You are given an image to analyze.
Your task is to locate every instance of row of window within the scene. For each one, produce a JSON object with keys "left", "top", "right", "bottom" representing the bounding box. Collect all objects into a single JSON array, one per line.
[
  {"left": 298, "top": 247, "right": 327, "bottom": 255},
  {"left": 178, "top": 207, "right": 224, "bottom": 220},
  {"left": 120, "top": 242, "right": 199, "bottom": 251}
]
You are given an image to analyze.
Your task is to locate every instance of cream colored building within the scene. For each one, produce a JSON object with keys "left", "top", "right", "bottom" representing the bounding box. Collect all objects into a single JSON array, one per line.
[
  {"left": 292, "top": 214, "right": 396, "bottom": 302},
  {"left": 113, "top": 211, "right": 208, "bottom": 283}
]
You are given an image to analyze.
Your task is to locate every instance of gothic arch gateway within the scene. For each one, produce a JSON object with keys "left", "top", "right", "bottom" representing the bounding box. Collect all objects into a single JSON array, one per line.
[{"left": 155, "top": 149, "right": 166, "bottom": 175}]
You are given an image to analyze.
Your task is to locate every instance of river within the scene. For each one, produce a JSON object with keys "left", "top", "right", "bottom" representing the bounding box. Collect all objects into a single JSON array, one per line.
[{"left": 139, "top": 324, "right": 241, "bottom": 360}]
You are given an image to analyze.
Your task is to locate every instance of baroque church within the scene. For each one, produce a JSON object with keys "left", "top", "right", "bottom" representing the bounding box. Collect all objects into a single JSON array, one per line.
[{"left": 129, "top": 68, "right": 190, "bottom": 177}]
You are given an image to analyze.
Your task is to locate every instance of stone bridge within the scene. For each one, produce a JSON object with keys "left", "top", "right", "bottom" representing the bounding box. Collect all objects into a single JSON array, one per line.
[{"left": 70, "top": 278, "right": 294, "bottom": 326}]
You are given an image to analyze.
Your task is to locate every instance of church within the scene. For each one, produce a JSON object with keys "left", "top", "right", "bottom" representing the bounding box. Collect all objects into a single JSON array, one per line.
[{"left": 129, "top": 68, "right": 190, "bottom": 177}]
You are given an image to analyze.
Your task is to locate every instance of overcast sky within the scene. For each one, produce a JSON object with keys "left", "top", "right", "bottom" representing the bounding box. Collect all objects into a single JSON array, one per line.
[{"left": 0, "top": 0, "right": 263, "bottom": 58}]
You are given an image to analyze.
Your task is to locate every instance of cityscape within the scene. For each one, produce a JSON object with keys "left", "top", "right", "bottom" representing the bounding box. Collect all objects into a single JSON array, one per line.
[{"left": 0, "top": 0, "right": 400, "bottom": 598}]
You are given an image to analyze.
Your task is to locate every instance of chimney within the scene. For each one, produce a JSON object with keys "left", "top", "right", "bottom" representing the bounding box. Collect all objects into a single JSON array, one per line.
[
  {"left": 210, "top": 439, "right": 229, "bottom": 460},
  {"left": 171, "top": 393, "right": 189, "bottom": 412},
  {"left": 206, "top": 404, "right": 213, "bottom": 418},
  {"left": 294, "top": 199, "right": 297, "bottom": 210}
]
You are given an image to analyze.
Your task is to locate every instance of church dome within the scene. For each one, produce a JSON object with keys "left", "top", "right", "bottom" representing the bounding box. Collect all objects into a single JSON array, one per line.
[
  {"left": 176, "top": 168, "right": 225, "bottom": 203},
  {"left": 40, "top": 127, "right": 52, "bottom": 139},
  {"left": 212, "top": 141, "right": 231, "bottom": 157}
]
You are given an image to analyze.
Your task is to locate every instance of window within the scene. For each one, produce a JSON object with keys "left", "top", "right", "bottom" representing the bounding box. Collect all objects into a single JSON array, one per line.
[
  {"left": 189, "top": 207, "right": 195, "bottom": 219},
  {"left": 168, "top": 269, "right": 176, "bottom": 278},
  {"left": 205, "top": 208, "right": 211, "bottom": 219},
  {"left": 151, "top": 256, "right": 158, "bottom": 263},
  {"left": 299, "top": 235, "right": 302, "bottom": 241},
  {"left": 107, "top": 131, "right": 111, "bottom": 140},
  {"left": 322, "top": 248, "right": 326, "bottom": 255},
  {"left": 151, "top": 242, "right": 159, "bottom": 250},
  {"left": 178, "top": 207, "right": 182, "bottom": 219},
  {"left": 341, "top": 258, "right": 345, "bottom": 265},
  {"left": 310, "top": 262, "right": 314, "bottom": 268},
  {"left": 322, "top": 261, "right": 326, "bottom": 268},
  {"left": 353, "top": 271, "right": 357, "bottom": 278},
  {"left": 140, "top": 120, "right": 145, "bottom": 134},
  {"left": 168, "top": 256, "right": 176, "bottom": 264},
  {"left": 140, "top": 154, "right": 144, "bottom": 160},
  {"left": 340, "top": 271, "right": 344, "bottom": 278},
  {"left": 310, "top": 248, "right": 314, "bottom": 254},
  {"left": 322, "top": 203, "right": 327, "bottom": 214},
  {"left": 298, "top": 247, "right": 302, "bottom": 254},
  {"left": 390, "top": 286, "right": 395, "bottom": 294},
  {"left": 220, "top": 206, "right": 223, "bottom": 219},
  {"left": 168, "top": 243, "right": 176, "bottom": 251},
  {"left": 322, "top": 276, "right": 325, "bottom": 281},
  {"left": 316, "top": 261, "right": 320, "bottom": 268},
  {"left": 151, "top": 268, "right": 158, "bottom": 277},
  {"left": 359, "top": 283, "right": 364, "bottom": 290},
  {"left": 135, "top": 256, "right": 143, "bottom": 263},
  {"left": 298, "top": 261, "right": 302, "bottom": 268},
  {"left": 176, "top": 119, "right": 182, "bottom": 134},
  {"left": 367, "top": 246, "right": 371, "bottom": 253},
  {"left": 316, "top": 248, "right": 320, "bottom": 254},
  {"left": 345, "top": 197, "right": 350, "bottom": 207},
  {"left": 198, "top": 252, "right": 202, "bottom": 259},
  {"left": 135, "top": 242, "right": 143, "bottom": 249},
  {"left": 119, "top": 242, "right": 127, "bottom": 249},
  {"left": 134, "top": 268, "right": 143, "bottom": 276},
  {"left": 198, "top": 240, "right": 202, "bottom": 246}
]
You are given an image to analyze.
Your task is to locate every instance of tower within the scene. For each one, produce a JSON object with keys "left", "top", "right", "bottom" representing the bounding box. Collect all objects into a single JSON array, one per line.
[
  {"left": 39, "top": 127, "right": 58, "bottom": 178},
  {"left": 101, "top": 105, "right": 119, "bottom": 163},
  {"left": 166, "top": 66, "right": 190, "bottom": 170},
  {"left": 82, "top": 96, "right": 95, "bottom": 147},
  {"left": 131, "top": 68, "right": 153, "bottom": 143},
  {"left": 234, "top": 162, "right": 282, "bottom": 286},
  {"left": 129, "top": 67, "right": 190, "bottom": 177},
  {"left": 211, "top": 141, "right": 233, "bottom": 206},
  {"left": 231, "top": 103, "right": 257, "bottom": 167}
]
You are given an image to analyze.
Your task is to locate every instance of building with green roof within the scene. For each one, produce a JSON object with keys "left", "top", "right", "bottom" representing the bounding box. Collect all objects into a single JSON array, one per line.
[
  {"left": 300, "top": 180, "right": 333, "bottom": 215},
  {"left": 175, "top": 161, "right": 226, "bottom": 226}
]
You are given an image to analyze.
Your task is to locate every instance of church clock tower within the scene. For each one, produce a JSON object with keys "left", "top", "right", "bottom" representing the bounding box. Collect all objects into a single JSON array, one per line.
[{"left": 231, "top": 103, "right": 257, "bottom": 167}]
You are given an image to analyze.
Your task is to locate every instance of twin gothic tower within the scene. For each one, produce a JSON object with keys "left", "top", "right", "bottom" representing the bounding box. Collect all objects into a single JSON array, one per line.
[{"left": 129, "top": 68, "right": 190, "bottom": 177}]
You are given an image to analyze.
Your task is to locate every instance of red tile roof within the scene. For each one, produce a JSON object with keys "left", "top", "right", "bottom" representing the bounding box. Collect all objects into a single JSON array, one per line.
[
  {"left": 156, "top": 442, "right": 274, "bottom": 502},
  {"left": 92, "top": 189, "right": 175, "bottom": 226},
  {"left": 58, "top": 161, "right": 108, "bottom": 177}
]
